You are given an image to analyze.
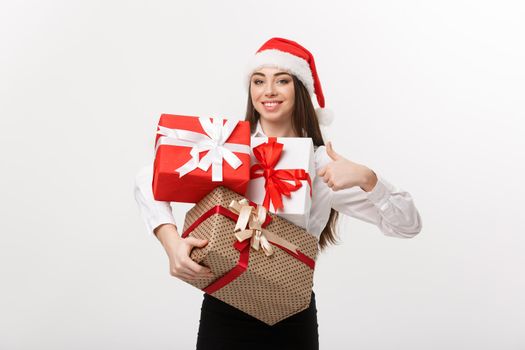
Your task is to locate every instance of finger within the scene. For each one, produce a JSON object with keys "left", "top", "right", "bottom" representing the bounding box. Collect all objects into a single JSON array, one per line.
[
  {"left": 184, "top": 258, "right": 213, "bottom": 276},
  {"left": 192, "top": 265, "right": 214, "bottom": 278},
  {"left": 327, "top": 180, "right": 334, "bottom": 188},
  {"left": 185, "top": 236, "right": 209, "bottom": 248},
  {"left": 188, "top": 271, "right": 214, "bottom": 281},
  {"left": 177, "top": 266, "right": 213, "bottom": 280},
  {"left": 170, "top": 268, "right": 194, "bottom": 280},
  {"left": 317, "top": 165, "right": 327, "bottom": 177},
  {"left": 326, "top": 142, "right": 341, "bottom": 161},
  {"left": 173, "top": 264, "right": 195, "bottom": 277},
  {"left": 196, "top": 270, "right": 215, "bottom": 278},
  {"left": 175, "top": 265, "right": 211, "bottom": 280},
  {"left": 176, "top": 272, "right": 195, "bottom": 280}
]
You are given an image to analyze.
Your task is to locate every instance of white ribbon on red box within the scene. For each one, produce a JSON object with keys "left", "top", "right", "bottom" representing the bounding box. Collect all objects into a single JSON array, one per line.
[{"left": 155, "top": 117, "right": 250, "bottom": 182}]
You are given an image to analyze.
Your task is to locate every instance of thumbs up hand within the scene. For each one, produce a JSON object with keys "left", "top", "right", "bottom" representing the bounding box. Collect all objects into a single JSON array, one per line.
[{"left": 318, "top": 142, "right": 378, "bottom": 192}]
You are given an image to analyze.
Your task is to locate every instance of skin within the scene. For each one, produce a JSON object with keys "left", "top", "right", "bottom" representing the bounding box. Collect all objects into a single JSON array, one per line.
[
  {"left": 250, "top": 67, "right": 378, "bottom": 193},
  {"left": 155, "top": 66, "right": 378, "bottom": 281},
  {"left": 249, "top": 67, "right": 297, "bottom": 137}
]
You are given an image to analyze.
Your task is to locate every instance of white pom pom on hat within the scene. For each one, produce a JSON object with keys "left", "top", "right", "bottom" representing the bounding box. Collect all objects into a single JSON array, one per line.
[
  {"left": 315, "top": 107, "right": 334, "bottom": 126},
  {"left": 246, "top": 37, "right": 334, "bottom": 126}
]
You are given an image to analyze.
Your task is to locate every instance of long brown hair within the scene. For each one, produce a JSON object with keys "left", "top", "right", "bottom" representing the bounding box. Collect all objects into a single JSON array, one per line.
[{"left": 245, "top": 75, "right": 340, "bottom": 251}]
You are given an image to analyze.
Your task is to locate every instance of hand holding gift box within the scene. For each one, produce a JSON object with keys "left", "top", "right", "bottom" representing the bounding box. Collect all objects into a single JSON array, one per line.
[
  {"left": 152, "top": 114, "right": 251, "bottom": 203},
  {"left": 246, "top": 137, "right": 315, "bottom": 228},
  {"left": 180, "top": 186, "right": 318, "bottom": 326}
]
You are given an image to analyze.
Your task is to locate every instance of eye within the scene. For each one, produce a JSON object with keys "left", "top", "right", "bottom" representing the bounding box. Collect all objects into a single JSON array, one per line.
[
  {"left": 252, "top": 79, "right": 264, "bottom": 85},
  {"left": 277, "top": 79, "right": 290, "bottom": 85}
]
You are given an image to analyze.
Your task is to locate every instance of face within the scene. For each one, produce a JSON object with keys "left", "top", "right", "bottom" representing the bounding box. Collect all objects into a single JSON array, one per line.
[{"left": 250, "top": 66, "right": 295, "bottom": 124}]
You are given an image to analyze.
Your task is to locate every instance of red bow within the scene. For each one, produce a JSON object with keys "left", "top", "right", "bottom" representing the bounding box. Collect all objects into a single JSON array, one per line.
[{"left": 250, "top": 137, "right": 312, "bottom": 212}]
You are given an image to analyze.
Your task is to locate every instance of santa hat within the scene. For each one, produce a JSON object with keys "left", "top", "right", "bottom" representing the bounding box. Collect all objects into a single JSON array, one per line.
[{"left": 245, "top": 37, "right": 334, "bottom": 126}]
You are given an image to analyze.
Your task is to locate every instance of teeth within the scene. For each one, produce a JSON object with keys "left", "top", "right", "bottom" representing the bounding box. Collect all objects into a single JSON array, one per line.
[{"left": 263, "top": 102, "right": 279, "bottom": 106}]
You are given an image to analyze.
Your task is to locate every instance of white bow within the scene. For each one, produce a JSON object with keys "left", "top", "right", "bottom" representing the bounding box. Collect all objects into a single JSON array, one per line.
[{"left": 155, "top": 117, "right": 250, "bottom": 181}]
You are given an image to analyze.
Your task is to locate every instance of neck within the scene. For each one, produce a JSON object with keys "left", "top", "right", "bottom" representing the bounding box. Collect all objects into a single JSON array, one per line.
[{"left": 259, "top": 118, "right": 298, "bottom": 137}]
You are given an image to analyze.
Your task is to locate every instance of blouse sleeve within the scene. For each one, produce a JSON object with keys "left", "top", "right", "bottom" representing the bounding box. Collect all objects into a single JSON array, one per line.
[
  {"left": 133, "top": 164, "right": 177, "bottom": 237},
  {"left": 331, "top": 171, "right": 423, "bottom": 238}
]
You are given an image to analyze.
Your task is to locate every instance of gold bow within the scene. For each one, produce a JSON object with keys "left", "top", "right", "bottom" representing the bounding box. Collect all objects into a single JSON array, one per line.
[{"left": 228, "top": 199, "right": 299, "bottom": 257}]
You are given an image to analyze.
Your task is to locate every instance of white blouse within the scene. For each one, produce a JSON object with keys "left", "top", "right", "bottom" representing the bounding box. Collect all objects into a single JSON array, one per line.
[{"left": 134, "top": 122, "right": 422, "bottom": 240}]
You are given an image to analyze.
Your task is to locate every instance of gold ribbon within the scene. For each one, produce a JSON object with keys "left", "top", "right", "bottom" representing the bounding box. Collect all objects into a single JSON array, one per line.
[{"left": 228, "top": 199, "right": 300, "bottom": 257}]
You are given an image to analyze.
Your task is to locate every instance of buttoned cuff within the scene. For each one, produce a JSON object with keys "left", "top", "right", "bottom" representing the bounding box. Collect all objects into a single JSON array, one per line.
[
  {"left": 146, "top": 212, "right": 177, "bottom": 238},
  {"left": 364, "top": 173, "right": 395, "bottom": 208}
]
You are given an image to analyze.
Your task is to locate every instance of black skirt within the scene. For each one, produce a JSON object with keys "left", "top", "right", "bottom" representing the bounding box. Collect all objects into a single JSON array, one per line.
[{"left": 196, "top": 290, "right": 319, "bottom": 350}]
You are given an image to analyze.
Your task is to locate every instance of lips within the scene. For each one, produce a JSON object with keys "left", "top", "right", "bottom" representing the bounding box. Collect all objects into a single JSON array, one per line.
[{"left": 262, "top": 101, "right": 282, "bottom": 112}]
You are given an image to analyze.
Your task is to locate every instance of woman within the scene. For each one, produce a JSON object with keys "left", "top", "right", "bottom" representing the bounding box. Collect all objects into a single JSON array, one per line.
[{"left": 134, "top": 37, "right": 422, "bottom": 350}]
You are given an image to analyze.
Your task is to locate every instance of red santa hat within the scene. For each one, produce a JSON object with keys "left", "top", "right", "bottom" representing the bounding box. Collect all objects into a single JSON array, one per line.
[{"left": 246, "top": 37, "right": 334, "bottom": 126}]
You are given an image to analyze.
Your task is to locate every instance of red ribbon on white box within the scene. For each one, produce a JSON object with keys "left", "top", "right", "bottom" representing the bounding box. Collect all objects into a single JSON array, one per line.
[{"left": 155, "top": 118, "right": 250, "bottom": 182}]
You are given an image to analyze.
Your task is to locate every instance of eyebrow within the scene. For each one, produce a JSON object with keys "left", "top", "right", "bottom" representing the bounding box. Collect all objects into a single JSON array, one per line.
[{"left": 251, "top": 72, "right": 292, "bottom": 78}]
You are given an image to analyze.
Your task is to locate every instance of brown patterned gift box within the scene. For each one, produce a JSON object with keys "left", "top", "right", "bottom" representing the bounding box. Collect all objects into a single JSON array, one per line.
[{"left": 180, "top": 186, "right": 319, "bottom": 325}]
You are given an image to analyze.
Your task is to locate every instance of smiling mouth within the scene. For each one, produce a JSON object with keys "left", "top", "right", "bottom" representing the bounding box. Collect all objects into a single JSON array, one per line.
[{"left": 262, "top": 101, "right": 282, "bottom": 107}]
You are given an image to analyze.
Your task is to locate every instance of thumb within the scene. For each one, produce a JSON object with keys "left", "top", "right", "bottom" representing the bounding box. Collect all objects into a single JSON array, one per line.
[
  {"left": 326, "top": 141, "right": 341, "bottom": 161},
  {"left": 185, "top": 236, "right": 209, "bottom": 248}
]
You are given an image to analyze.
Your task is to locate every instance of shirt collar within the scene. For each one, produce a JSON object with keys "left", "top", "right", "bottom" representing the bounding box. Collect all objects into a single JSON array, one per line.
[
  {"left": 252, "top": 119, "right": 320, "bottom": 151},
  {"left": 252, "top": 120, "right": 267, "bottom": 137}
]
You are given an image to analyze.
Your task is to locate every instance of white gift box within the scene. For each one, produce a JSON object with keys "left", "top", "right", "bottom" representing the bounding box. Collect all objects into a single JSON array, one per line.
[{"left": 245, "top": 137, "right": 315, "bottom": 229}]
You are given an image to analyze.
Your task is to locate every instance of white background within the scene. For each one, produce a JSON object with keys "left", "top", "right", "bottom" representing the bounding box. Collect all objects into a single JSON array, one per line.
[{"left": 1, "top": 0, "right": 524, "bottom": 349}]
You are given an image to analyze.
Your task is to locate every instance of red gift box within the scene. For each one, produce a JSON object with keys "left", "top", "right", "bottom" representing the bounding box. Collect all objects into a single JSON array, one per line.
[{"left": 152, "top": 114, "right": 251, "bottom": 203}]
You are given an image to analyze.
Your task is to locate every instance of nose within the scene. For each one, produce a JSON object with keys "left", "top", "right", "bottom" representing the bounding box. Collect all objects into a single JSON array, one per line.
[{"left": 264, "top": 81, "right": 277, "bottom": 96}]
